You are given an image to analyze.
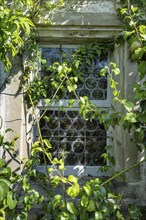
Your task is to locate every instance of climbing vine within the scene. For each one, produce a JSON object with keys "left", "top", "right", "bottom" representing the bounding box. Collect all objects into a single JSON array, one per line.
[{"left": 0, "top": 0, "right": 146, "bottom": 219}]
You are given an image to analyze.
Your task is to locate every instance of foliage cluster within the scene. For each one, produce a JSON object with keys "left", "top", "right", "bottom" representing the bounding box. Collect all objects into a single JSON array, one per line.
[
  {"left": 103, "top": 0, "right": 146, "bottom": 150},
  {"left": 0, "top": 0, "right": 145, "bottom": 219}
]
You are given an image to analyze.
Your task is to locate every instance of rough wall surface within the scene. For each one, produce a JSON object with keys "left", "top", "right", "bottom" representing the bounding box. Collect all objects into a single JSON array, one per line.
[
  {"left": 0, "top": 0, "right": 146, "bottom": 209},
  {"left": 37, "top": 0, "right": 122, "bottom": 44}
]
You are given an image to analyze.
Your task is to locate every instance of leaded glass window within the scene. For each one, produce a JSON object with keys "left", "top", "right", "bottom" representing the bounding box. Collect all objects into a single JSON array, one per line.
[
  {"left": 40, "top": 110, "right": 106, "bottom": 166},
  {"left": 37, "top": 45, "right": 110, "bottom": 175},
  {"left": 41, "top": 46, "right": 108, "bottom": 101}
]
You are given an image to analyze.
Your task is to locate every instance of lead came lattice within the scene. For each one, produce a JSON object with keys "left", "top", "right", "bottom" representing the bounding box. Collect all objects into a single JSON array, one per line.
[
  {"left": 39, "top": 46, "right": 108, "bottom": 166},
  {"left": 40, "top": 110, "right": 106, "bottom": 166}
]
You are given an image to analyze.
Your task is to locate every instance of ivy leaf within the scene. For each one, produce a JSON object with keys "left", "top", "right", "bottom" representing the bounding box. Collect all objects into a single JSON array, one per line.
[
  {"left": 22, "top": 177, "right": 30, "bottom": 191},
  {"left": 67, "top": 84, "right": 77, "bottom": 92},
  {"left": 134, "top": 47, "right": 144, "bottom": 60},
  {"left": 138, "top": 61, "right": 146, "bottom": 80},
  {"left": 125, "top": 112, "right": 137, "bottom": 122},
  {"left": 67, "top": 202, "right": 75, "bottom": 214},
  {"left": 87, "top": 200, "right": 96, "bottom": 212},
  {"left": 43, "top": 139, "right": 52, "bottom": 148},
  {"left": 139, "top": 25, "right": 146, "bottom": 34},
  {"left": 120, "top": 8, "right": 127, "bottom": 15},
  {"left": 116, "top": 210, "right": 124, "bottom": 219},
  {"left": 83, "top": 183, "right": 91, "bottom": 196},
  {"left": 80, "top": 96, "right": 85, "bottom": 104},
  {"left": 110, "top": 78, "right": 118, "bottom": 89},
  {"left": 0, "top": 178, "right": 10, "bottom": 201},
  {"left": 5, "top": 128, "right": 14, "bottom": 133},
  {"left": 58, "top": 65, "right": 63, "bottom": 74},
  {"left": 134, "top": 128, "right": 144, "bottom": 143},
  {"left": 31, "top": 147, "right": 43, "bottom": 156},
  {"left": 0, "top": 159, "right": 5, "bottom": 168},
  {"left": 68, "top": 99, "right": 75, "bottom": 107},
  {"left": 80, "top": 214, "right": 89, "bottom": 220},
  {"left": 7, "top": 191, "right": 17, "bottom": 210},
  {"left": 69, "top": 214, "right": 77, "bottom": 220},
  {"left": 68, "top": 175, "right": 78, "bottom": 183},
  {"left": 67, "top": 183, "right": 80, "bottom": 198},
  {"left": 95, "top": 211, "right": 103, "bottom": 220},
  {"left": 81, "top": 195, "right": 88, "bottom": 207},
  {"left": 138, "top": 112, "right": 146, "bottom": 123},
  {"left": 100, "top": 66, "right": 108, "bottom": 76},
  {"left": 131, "top": 6, "right": 138, "bottom": 13},
  {"left": 140, "top": 34, "right": 146, "bottom": 41},
  {"left": 112, "top": 67, "right": 120, "bottom": 75},
  {"left": 124, "top": 31, "right": 135, "bottom": 40},
  {"left": 123, "top": 101, "right": 134, "bottom": 112}
]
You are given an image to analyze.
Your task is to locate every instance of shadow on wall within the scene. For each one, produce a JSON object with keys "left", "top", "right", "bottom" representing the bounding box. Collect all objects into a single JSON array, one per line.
[{"left": 36, "top": 0, "right": 119, "bottom": 26}]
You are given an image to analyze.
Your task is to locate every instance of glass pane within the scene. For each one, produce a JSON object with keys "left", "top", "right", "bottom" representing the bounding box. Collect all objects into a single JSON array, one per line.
[
  {"left": 40, "top": 110, "right": 106, "bottom": 166},
  {"left": 41, "top": 46, "right": 108, "bottom": 100}
]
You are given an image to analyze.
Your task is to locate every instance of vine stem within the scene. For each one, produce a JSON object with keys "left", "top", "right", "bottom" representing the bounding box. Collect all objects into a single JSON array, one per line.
[
  {"left": 13, "top": 74, "right": 64, "bottom": 179},
  {"left": 102, "top": 158, "right": 146, "bottom": 186},
  {"left": 127, "top": 0, "right": 143, "bottom": 46}
]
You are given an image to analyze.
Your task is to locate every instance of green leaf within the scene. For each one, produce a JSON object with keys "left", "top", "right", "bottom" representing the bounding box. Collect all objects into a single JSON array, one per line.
[
  {"left": 31, "top": 147, "right": 43, "bottom": 156},
  {"left": 112, "top": 67, "right": 120, "bottom": 75},
  {"left": 0, "top": 179, "right": 10, "bottom": 201},
  {"left": 80, "top": 96, "right": 85, "bottom": 104},
  {"left": 95, "top": 212, "right": 103, "bottom": 220},
  {"left": 110, "top": 78, "right": 118, "bottom": 89},
  {"left": 134, "top": 128, "right": 144, "bottom": 143},
  {"left": 67, "top": 183, "right": 80, "bottom": 198},
  {"left": 120, "top": 8, "right": 127, "bottom": 14},
  {"left": 7, "top": 191, "right": 17, "bottom": 210},
  {"left": 139, "top": 25, "right": 146, "bottom": 34},
  {"left": 140, "top": 34, "right": 146, "bottom": 41},
  {"left": 134, "top": 90, "right": 146, "bottom": 101},
  {"left": 22, "top": 177, "right": 30, "bottom": 191},
  {"left": 116, "top": 210, "right": 124, "bottom": 219},
  {"left": 45, "top": 99, "right": 51, "bottom": 104},
  {"left": 60, "top": 212, "right": 69, "bottom": 220},
  {"left": 43, "top": 139, "right": 52, "bottom": 148},
  {"left": 80, "top": 214, "right": 89, "bottom": 220},
  {"left": 68, "top": 99, "right": 75, "bottom": 107},
  {"left": 0, "top": 178, "right": 10, "bottom": 187},
  {"left": 87, "top": 200, "right": 96, "bottom": 212},
  {"left": 0, "top": 159, "right": 5, "bottom": 168},
  {"left": 81, "top": 195, "right": 88, "bottom": 207},
  {"left": 52, "top": 194, "right": 62, "bottom": 208},
  {"left": 131, "top": 6, "right": 138, "bottom": 13},
  {"left": 67, "top": 84, "right": 77, "bottom": 92},
  {"left": 100, "top": 66, "right": 108, "bottom": 76},
  {"left": 67, "top": 202, "right": 75, "bottom": 214},
  {"left": 138, "top": 112, "right": 146, "bottom": 123},
  {"left": 134, "top": 47, "right": 144, "bottom": 60},
  {"left": 86, "top": 58, "right": 91, "bottom": 65},
  {"left": 69, "top": 214, "right": 77, "bottom": 220},
  {"left": 124, "top": 31, "right": 135, "bottom": 40},
  {"left": 68, "top": 175, "right": 78, "bottom": 183},
  {"left": 123, "top": 101, "right": 134, "bottom": 112},
  {"left": 138, "top": 61, "right": 146, "bottom": 80},
  {"left": 83, "top": 183, "right": 91, "bottom": 196},
  {"left": 121, "top": 112, "right": 137, "bottom": 124},
  {"left": 58, "top": 65, "right": 63, "bottom": 74},
  {"left": 5, "top": 128, "right": 13, "bottom": 133}
]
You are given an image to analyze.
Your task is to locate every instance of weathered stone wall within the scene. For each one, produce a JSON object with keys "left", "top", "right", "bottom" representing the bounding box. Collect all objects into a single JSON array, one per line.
[
  {"left": 37, "top": 0, "right": 122, "bottom": 44},
  {"left": 0, "top": 0, "right": 145, "bottom": 208},
  {"left": 0, "top": 57, "right": 27, "bottom": 172}
]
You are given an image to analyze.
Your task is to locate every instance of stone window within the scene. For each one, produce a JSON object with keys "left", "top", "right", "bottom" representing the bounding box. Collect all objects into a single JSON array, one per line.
[{"left": 36, "top": 44, "right": 111, "bottom": 176}]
